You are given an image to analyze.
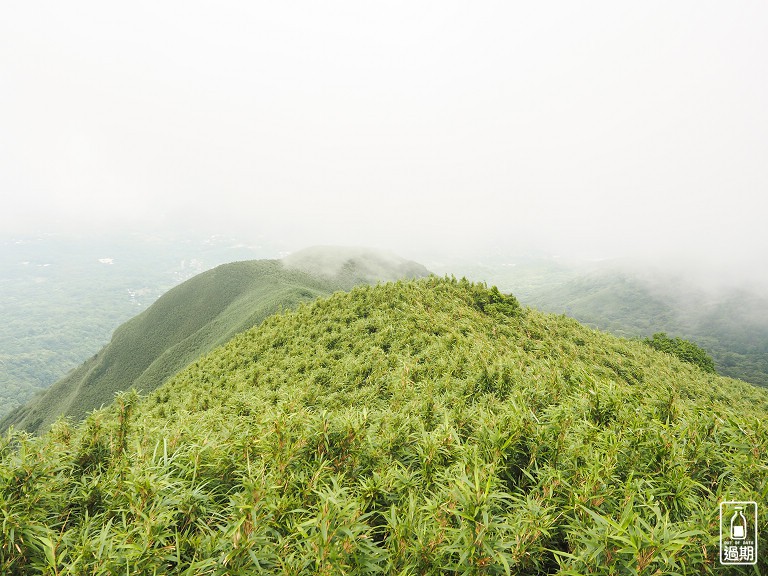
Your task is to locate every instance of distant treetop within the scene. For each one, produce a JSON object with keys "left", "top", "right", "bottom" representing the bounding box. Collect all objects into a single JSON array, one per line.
[{"left": 643, "top": 332, "right": 717, "bottom": 373}]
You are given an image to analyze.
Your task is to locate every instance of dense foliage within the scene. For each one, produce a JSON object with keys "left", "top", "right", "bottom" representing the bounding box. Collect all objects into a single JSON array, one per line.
[
  {"left": 2, "top": 278, "right": 766, "bottom": 574},
  {"left": 643, "top": 333, "right": 717, "bottom": 374}
]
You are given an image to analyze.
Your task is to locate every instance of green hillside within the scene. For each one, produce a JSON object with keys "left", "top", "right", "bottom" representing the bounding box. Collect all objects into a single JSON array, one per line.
[
  {"left": 2, "top": 278, "right": 766, "bottom": 574},
  {"left": 1, "top": 248, "right": 429, "bottom": 434},
  {"left": 0, "top": 232, "right": 276, "bottom": 421}
]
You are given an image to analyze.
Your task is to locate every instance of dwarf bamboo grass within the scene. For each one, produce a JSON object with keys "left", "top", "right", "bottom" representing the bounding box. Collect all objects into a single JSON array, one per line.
[{"left": 2, "top": 278, "right": 767, "bottom": 574}]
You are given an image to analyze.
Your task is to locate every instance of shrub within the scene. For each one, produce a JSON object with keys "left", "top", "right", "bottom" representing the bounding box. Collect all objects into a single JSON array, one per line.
[{"left": 643, "top": 333, "right": 717, "bottom": 373}]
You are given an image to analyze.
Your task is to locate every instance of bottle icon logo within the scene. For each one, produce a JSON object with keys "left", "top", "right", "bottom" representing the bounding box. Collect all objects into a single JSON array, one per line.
[
  {"left": 720, "top": 501, "right": 757, "bottom": 565},
  {"left": 731, "top": 506, "right": 747, "bottom": 540}
]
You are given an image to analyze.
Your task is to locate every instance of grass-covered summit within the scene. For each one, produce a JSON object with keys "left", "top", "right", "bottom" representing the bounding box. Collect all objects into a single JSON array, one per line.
[{"left": 2, "top": 277, "right": 767, "bottom": 574}]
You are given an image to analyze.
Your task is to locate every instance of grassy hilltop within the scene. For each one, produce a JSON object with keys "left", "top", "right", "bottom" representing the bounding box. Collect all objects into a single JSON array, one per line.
[
  {"left": 2, "top": 277, "right": 766, "bottom": 574},
  {"left": 1, "top": 247, "right": 428, "bottom": 434}
]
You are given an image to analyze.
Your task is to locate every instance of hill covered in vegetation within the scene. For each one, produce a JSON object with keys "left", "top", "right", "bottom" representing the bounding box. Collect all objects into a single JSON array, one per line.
[
  {"left": 0, "top": 232, "right": 278, "bottom": 421},
  {"left": 1, "top": 247, "right": 428, "bottom": 434},
  {"left": 2, "top": 278, "right": 766, "bottom": 574}
]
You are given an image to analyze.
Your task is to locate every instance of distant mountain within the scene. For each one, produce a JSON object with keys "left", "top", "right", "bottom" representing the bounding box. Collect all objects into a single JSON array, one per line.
[
  {"left": 0, "top": 232, "right": 276, "bottom": 420},
  {"left": 523, "top": 269, "right": 768, "bottom": 386},
  {"left": 525, "top": 270, "right": 679, "bottom": 336},
  {"left": 283, "top": 245, "right": 430, "bottom": 284},
  {"left": 1, "top": 247, "right": 429, "bottom": 434},
  {"left": 2, "top": 277, "right": 766, "bottom": 573}
]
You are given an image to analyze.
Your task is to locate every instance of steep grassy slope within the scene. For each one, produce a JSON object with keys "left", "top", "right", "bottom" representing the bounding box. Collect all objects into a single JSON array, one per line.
[
  {"left": 2, "top": 278, "right": 766, "bottom": 574},
  {"left": 0, "top": 232, "right": 271, "bottom": 420},
  {"left": 1, "top": 249, "right": 429, "bottom": 434}
]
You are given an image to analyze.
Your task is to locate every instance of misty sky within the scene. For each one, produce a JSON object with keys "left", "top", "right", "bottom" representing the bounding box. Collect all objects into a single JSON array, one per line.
[{"left": 1, "top": 2, "right": 767, "bottom": 279}]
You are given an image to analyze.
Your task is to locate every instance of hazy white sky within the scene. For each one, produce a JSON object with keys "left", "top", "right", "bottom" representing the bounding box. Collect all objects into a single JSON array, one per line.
[{"left": 2, "top": 2, "right": 767, "bottom": 276}]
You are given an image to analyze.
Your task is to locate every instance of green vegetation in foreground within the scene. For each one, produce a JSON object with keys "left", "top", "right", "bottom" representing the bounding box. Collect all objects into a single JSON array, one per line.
[
  {"left": 2, "top": 278, "right": 767, "bottom": 574},
  {"left": 2, "top": 249, "right": 429, "bottom": 435}
]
